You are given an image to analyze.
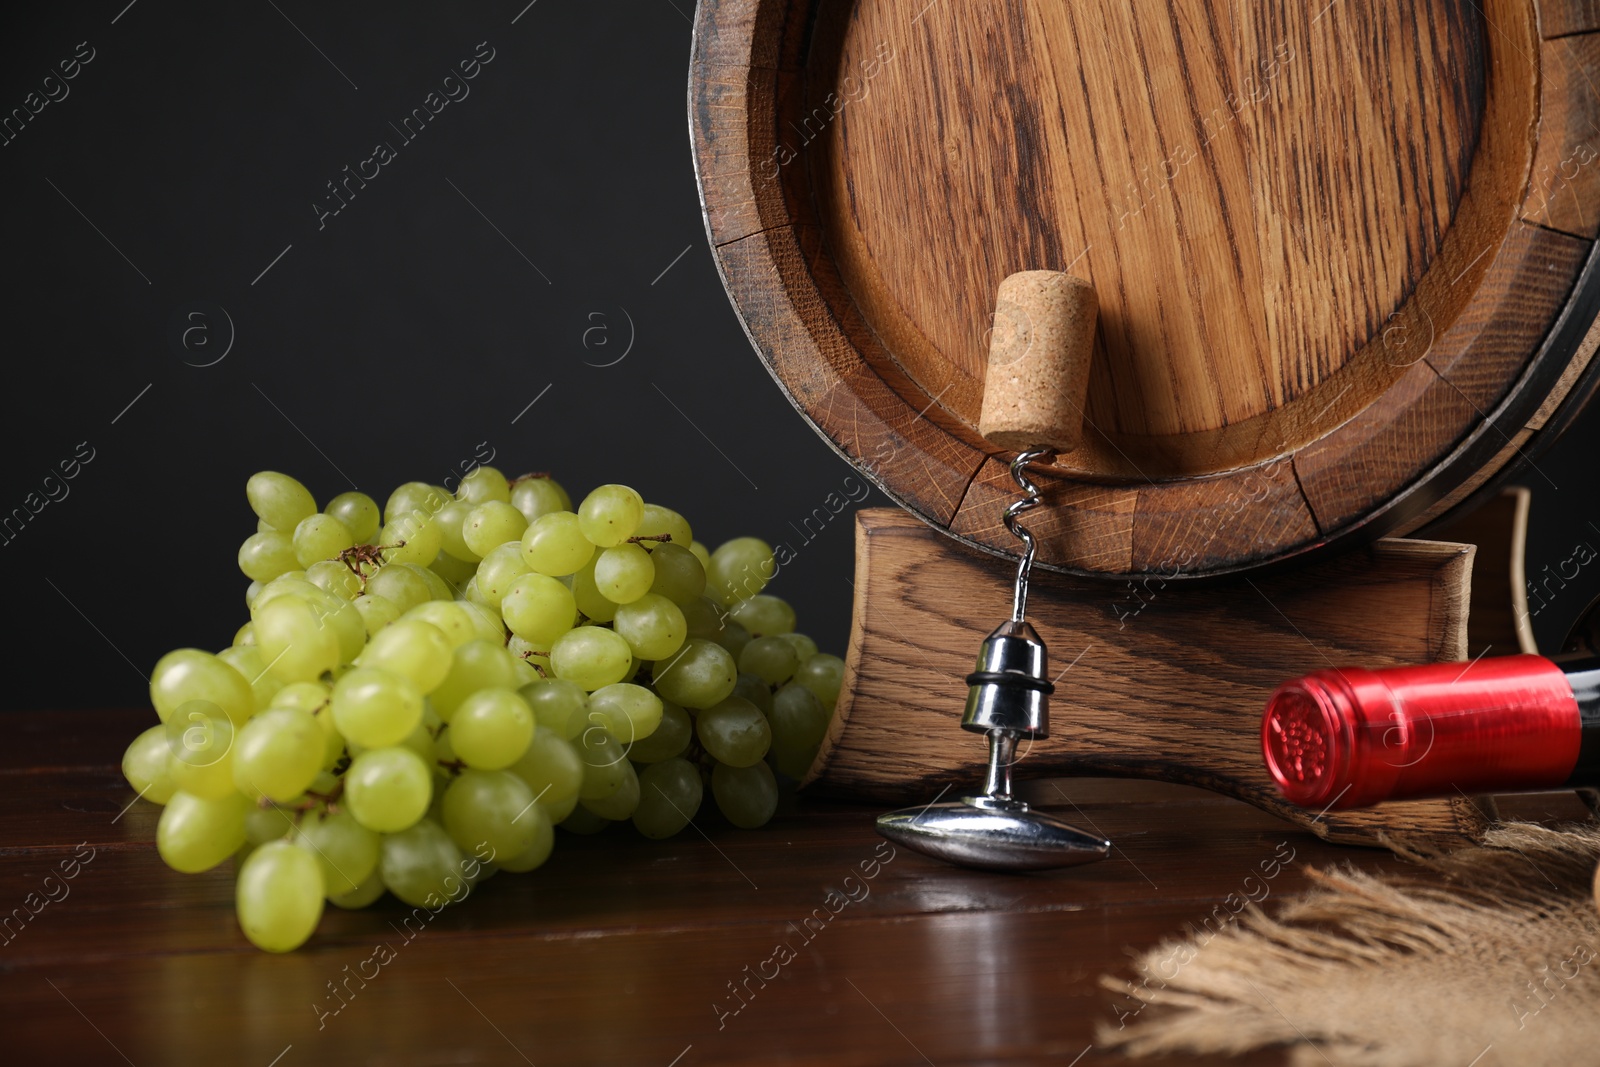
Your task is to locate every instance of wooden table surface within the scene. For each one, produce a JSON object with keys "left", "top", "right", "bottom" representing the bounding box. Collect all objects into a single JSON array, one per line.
[{"left": 0, "top": 709, "right": 1437, "bottom": 1066}]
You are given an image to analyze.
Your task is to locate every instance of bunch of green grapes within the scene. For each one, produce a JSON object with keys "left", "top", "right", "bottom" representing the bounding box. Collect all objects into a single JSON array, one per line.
[{"left": 120, "top": 467, "right": 845, "bottom": 953}]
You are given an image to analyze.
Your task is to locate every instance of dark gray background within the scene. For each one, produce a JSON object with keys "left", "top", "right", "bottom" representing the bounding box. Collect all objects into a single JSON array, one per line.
[{"left": 1, "top": 1, "right": 1596, "bottom": 712}]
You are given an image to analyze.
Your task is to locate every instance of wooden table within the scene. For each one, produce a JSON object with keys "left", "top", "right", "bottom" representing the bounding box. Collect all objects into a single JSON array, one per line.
[{"left": 0, "top": 710, "right": 1430, "bottom": 1065}]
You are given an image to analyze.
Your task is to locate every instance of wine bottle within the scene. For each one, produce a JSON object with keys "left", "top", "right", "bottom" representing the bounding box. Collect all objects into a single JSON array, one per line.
[{"left": 1260, "top": 653, "right": 1600, "bottom": 810}]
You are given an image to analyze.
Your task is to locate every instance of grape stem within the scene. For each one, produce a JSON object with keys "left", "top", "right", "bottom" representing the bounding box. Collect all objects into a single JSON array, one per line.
[
  {"left": 625, "top": 533, "right": 672, "bottom": 545},
  {"left": 337, "top": 542, "right": 396, "bottom": 585},
  {"left": 437, "top": 758, "right": 468, "bottom": 775}
]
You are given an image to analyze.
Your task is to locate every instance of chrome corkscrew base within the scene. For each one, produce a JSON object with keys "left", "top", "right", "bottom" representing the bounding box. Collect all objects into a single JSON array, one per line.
[
  {"left": 875, "top": 449, "right": 1113, "bottom": 873},
  {"left": 877, "top": 729, "right": 1111, "bottom": 871}
]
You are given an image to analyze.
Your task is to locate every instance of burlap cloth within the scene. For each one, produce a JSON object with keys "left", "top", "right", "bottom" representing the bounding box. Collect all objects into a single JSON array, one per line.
[{"left": 1100, "top": 823, "right": 1600, "bottom": 1065}]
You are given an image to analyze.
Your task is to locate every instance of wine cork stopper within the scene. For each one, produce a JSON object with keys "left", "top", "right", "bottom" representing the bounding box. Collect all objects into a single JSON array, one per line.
[{"left": 979, "top": 270, "right": 1098, "bottom": 453}]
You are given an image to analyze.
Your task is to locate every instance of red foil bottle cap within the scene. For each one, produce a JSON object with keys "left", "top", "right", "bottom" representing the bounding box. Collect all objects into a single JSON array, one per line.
[{"left": 1261, "top": 655, "right": 1582, "bottom": 810}]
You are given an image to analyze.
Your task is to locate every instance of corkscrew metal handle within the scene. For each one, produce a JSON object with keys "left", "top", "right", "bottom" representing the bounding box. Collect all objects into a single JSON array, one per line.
[{"left": 1003, "top": 447, "right": 1053, "bottom": 623}]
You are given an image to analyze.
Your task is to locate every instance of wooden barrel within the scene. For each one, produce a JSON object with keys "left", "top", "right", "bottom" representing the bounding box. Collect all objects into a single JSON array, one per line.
[{"left": 690, "top": 0, "right": 1600, "bottom": 577}]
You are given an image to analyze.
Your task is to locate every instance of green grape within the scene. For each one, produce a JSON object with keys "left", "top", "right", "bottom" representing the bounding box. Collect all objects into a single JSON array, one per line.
[
  {"left": 464, "top": 500, "right": 527, "bottom": 558},
  {"left": 378, "top": 515, "right": 443, "bottom": 567},
  {"left": 384, "top": 482, "right": 444, "bottom": 524},
  {"left": 457, "top": 465, "right": 511, "bottom": 504},
  {"left": 575, "top": 732, "right": 629, "bottom": 799},
  {"left": 577, "top": 484, "right": 644, "bottom": 547},
  {"left": 716, "top": 621, "right": 753, "bottom": 662},
  {"left": 352, "top": 593, "right": 401, "bottom": 637},
  {"left": 689, "top": 540, "right": 712, "bottom": 569},
  {"left": 651, "top": 639, "right": 737, "bottom": 709},
  {"left": 778, "top": 632, "right": 819, "bottom": 663},
  {"left": 707, "top": 537, "right": 775, "bottom": 606},
  {"left": 236, "top": 840, "right": 324, "bottom": 952},
  {"left": 269, "top": 680, "right": 330, "bottom": 715},
  {"left": 635, "top": 504, "right": 692, "bottom": 549},
  {"left": 570, "top": 558, "right": 617, "bottom": 623},
  {"left": 501, "top": 573, "right": 577, "bottom": 647},
  {"left": 451, "top": 688, "right": 534, "bottom": 770},
  {"left": 151, "top": 649, "right": 256, "bottom": 726},
  {"left": 326, "top": 491, "right": 380, "bottom": 543},
  {"left": 379, "top": 818, "right": 467, "bottom": 908},
  {"left": 165, "top": 704, "right": 237, "bottom": 799},
  {"left": 252, "top": 595, "right": 341, "bottom": 684},
  {"left": 646, "top": 543, "right": 706, "bottom": 606},
  {"left": 232, "top": 707, "right": 324, "bottom": 801},
  {"left": 519, "top": 511, "right": 595, "bottom": 576},
  {"left": 344, "top": 747, "right": 432, "bottom": 833},
  {"left": 329, "top": 868, "right": 386, "bottom": 909},
  {"left": 580, "top": 759, "right": 640, "bottom": 820},
  {"left": 462, "top": 575, "right": 488, "bottom": 606},
  {"left": 519, "top": 678, "right": 588, "bottom": 740},
  {"left": 318, "top": 592, "right": 368, "bottom": 665},
  {"left": 612, "top": 594, "right": 687, "bottom": 661},
  {"left": 587, "top": 682, "right": 663, "bottom": 746},
  {"left": 510, "top": 657, "right": 543, "bottom": 687},
  {"left": 507, "top": 729, "right": 584, "bottom": 807},
  {"left": 541, "top": 792, "right": 579, "bottom": 824},
  {"left": 332, "top": 668, "right": 424, "bottom": 748},
  {"left": 550, "top": 626, "right": 633, "bottom": 691},
  {"left": 457, "top": 600, "right": 506, "bottom": 644},
  {"left": 357, "top": 619, "right": 453, "bottom": 692},
  {"left": 730, "top": 595, "right": 797, "bottom": 637},
  {"left": 291, "top": 808, "right": 381, "bottom": 896},
  {"left": 411, "top": 560, "right": 460, "bottom": 600},
  {"left": 739, "top": 636, "right": 800, "bottom": 686},
  {"left": 122, "top": 724, "right": 177, "bottom": 805},
  {"left": 245, "top": 803, "right": 296, "bottom": 846},
  {"left": 795, "top": 653, "right": 845, "bottom": 710},
  {"left": 696, "top": 696, "right": 772, "bottom": 767},
  {"left": 217, "top": 644, "right": 284, "bottom": 710},
  {"left": 293, "top": 513, "right": 355, "bottom": 568},
  {"left": 442, "top": 769, "right": 538, "bottom": 858},
  {"left": 306, "top": 559, "right": 363, "bottom": 601},
  {"left": 238, "top": 530, "right": 298, "bottom": 582},
  {"left": 252, "top": 575, "right": 320, "bottom": 608},
  {"left": 495, "top": 804, "right": 555, "bottom": 872},
  {"left": 594, "top": 544, "right": 654, "bottom": 604},
  {"left": 431, "top": 640, "right": 519, "bottom": 721},
  {"left": 769, "top": 682, "right": 829, "bottom": 752},
  {"left": 626, "top": 702, "right": 692, "bottom": 763},
  {"left": 366, "top": 564, "right": 431, "bottom": 613},
  {"left": 475, "top": 543, "right": 531, "bottom": 609},
  {"left": 244, "top": 581, "right": 262, "bottom": 612},
  {"left": 732, "top": 673, "right": 774, "bottom": 717},
  {"left": 234, "top": 621, "right": 256, "bottom": 646},
  {"left": 403, "top": 600, "right": 477, "bottom": 649},
  {"left": 157, "top": 790, "right": 251, "bottom": 873},
  {"left": 682, "top": 597, "right": 726, "bottom": 642},
  {"left": 247, "top": 472, "right": 317, "bottom": 533},
  {"left": 559, "top": 805, "right": 612, "bottom": 835},
  {"left": 394, "top": 711, "right": 439, "bottom": 763},
  {"left": 711, "top": 760, "right": 779, "bottom": 829},
  {"left": 510, "top": 474, "right": 571, "bottom": 523},
  {"left": 435, "top": 498, "right": 480, "bottom": 562},
  {"left": 633, "top": 758, "right": 703, "bottom": 839}
]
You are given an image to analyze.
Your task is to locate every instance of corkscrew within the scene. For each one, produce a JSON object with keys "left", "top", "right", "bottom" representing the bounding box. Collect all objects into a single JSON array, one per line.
[{"left": 875, "top": 448, "right": 1112, "bottom": 871}]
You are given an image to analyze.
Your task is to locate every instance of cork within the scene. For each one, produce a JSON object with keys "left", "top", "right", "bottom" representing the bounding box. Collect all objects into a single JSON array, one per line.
[{"left": 979, "top": 270, "right": 1098, "bottom": 453}]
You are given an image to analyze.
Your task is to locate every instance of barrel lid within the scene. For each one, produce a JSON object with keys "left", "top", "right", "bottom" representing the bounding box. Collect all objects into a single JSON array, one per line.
[{"left": 690, "top": 0, "right": 1600, "bottom": 577}]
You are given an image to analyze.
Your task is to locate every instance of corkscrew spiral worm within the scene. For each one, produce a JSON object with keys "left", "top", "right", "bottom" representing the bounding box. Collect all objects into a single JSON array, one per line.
[{"left": 1004, "top": 447, "right": 1054, "bottom": 622}]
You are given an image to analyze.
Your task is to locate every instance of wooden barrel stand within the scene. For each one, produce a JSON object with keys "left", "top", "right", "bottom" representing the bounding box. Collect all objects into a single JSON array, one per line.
[{"left": 805, "top": 492, "right": 1556, "bottom": 848}]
